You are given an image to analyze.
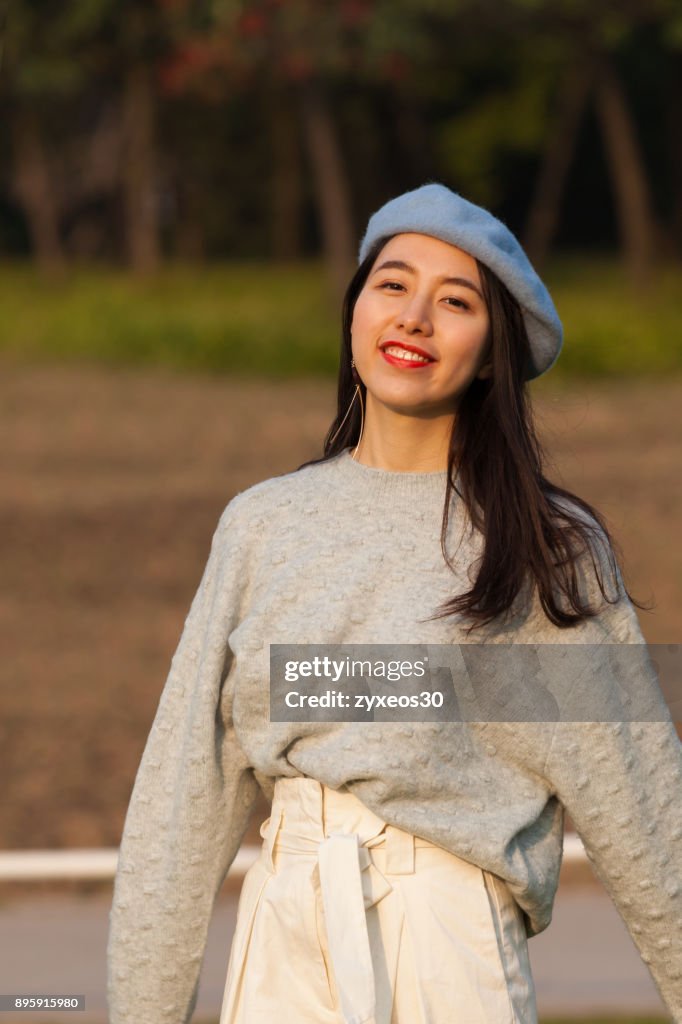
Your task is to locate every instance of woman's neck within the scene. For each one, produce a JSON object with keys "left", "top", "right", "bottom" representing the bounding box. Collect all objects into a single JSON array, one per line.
[
  {"left": 352, "top": 437, "right": 451, "bottom": 473},
  {"left": 352, "top": 395, "right": 456, "bottom": 472}
]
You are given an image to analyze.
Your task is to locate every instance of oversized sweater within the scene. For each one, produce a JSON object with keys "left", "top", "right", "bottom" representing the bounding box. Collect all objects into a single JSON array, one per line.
[{"left": 107, "top": 447, "right": 682, "bottom": 1022}]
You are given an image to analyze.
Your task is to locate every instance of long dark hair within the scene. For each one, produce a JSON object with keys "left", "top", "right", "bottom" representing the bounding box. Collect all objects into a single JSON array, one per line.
[{"left": 298, "top": 236, "right": 644, "bottom": 632}]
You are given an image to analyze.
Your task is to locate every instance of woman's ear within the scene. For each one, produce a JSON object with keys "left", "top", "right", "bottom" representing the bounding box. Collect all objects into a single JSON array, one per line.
[{"left": 476, "top": 361, "right": 493, "bottom": 380}]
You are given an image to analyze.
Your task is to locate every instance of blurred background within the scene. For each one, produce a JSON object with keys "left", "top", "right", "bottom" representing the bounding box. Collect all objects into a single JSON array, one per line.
[{"left": 0, "top": 1, "right": 680, "bottom": 1021}]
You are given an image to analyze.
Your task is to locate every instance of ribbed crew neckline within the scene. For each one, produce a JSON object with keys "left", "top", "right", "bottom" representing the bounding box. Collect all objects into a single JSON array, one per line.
[{"left": 329, "top": 447, "right": 453, "bottom": 502}]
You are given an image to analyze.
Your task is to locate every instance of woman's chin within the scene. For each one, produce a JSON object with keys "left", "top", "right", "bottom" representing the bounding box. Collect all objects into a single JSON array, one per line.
[{"left": 367, "top": 391, "right": 459, "bottom": 420}]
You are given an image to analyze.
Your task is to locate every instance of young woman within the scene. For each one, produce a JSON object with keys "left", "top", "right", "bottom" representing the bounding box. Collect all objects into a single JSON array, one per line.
[{"left": 107, "top": 184, "right": 682, "bottom": 1024}]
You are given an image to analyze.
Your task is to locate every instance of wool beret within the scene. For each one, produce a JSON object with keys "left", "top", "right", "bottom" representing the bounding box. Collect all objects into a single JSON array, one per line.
[{"left": 358, "top": 183, "right": 563, "bottom": 380}]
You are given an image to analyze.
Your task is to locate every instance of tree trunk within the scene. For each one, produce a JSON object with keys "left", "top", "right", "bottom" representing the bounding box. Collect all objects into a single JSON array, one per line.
[
  {"left": 11, "top": 110, "right": 65, "bottom": 275},
  {"left": 667, "top": 50, "right": 682, "bottom": 259},
  {"left": 391, "top": 88, "right": 434, "bottom": 189},
  {"left": 298, "top": 79, "right": 355, "bottom": 299},
  {"left": 523, "top": 60, "right": 594, "bottom": 269},
  {"left": 270, "top": 87, "right": 303, "bottom": 261},
  {"left": 594, "top": 53, "right": 656, "bottom": 286},
  {"left": 174, "top": 179, "right": 206, "bottom": 263},
  {"left": 122, "top": 62, "right": 160, "bottom": 274}
]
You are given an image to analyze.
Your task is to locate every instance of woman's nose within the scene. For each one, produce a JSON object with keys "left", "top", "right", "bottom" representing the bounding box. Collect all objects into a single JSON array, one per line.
[{"left": 395, "top": 296, "right": 433, "bottom": 335}]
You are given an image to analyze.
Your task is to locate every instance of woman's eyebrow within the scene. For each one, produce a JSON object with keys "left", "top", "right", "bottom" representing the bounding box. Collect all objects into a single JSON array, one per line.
[{"left": 372, "top": 259, "right": 483, "bottom": 299}]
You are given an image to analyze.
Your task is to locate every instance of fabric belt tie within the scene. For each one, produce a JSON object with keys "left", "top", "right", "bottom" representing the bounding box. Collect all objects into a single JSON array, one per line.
[
  {"left": 318, "top": 834, "right": 377, "bottom": 1024},
  {"left": 267, "top": 815, "right": 416, "bottom": 1024}
]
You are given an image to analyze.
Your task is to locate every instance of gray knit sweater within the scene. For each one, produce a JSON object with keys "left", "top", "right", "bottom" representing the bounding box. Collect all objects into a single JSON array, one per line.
[{"left": 107, "top": 448, "right": 682, "bottom": 1022}]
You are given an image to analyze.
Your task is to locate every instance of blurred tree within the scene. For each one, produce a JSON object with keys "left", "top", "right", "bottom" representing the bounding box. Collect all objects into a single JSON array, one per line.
[
  {"left": 9, "top": 109, "right": 63, "bottom": 273},
  {"left": 669, "top": 52, "right": 682, "bottom": 256},
  {"left": 522, "top": 56, "right": 595, "bottom": 270},
  {"left": 91, "top": 0, "right": 178, "bottom": 272},
  {"left": 364, "top": 0, "right": 667, "bottom": 284},
  {"left": 1, "top": 0, "right": 175, "bottom": 274},
  {"left": 0, "top": 0, "right": 678, "bottom": 276},
  {"left": 120, "top": 3, "right": 163, "bottom": 274},
  {"left": 594, "top": 47, "right": 656, "bottom": 285},
  {"left": 159, "top": 0, "right": 360, "bottom": 294},
  {"left": 512, "top": 0, "right": 663, "bottom": 283},
  {"left": 662, "top": 7, "right": 682, "bottom": 256},
  {"left": 269, "top": 80, "right": 304, "bottom": 261},
  {"left": 0, "top": 0, "right": 112, "bottom": 273}
]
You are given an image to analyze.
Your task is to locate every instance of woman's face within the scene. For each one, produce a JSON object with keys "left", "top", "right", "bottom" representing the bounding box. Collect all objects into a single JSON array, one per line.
[{"left": 351, "top": 232, "right": 492, "bottom": 417}]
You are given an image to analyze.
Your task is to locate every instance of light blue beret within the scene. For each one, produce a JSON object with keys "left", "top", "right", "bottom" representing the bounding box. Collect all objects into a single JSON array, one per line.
[{"left": 358, "top": 182, "right": 563, "bottom": 380}]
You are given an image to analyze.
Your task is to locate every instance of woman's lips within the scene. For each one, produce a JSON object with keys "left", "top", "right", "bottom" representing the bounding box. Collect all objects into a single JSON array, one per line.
[{"left": 380, "top": 347, "right": 435, "bottom": 369}]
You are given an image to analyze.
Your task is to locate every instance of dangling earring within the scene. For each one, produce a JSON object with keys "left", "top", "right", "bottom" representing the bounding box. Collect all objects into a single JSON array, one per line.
[
  {"left": 328, "top": 358, "right": 364, "bottom": 459},
  {"left": 351, "top": 359, "right": 365, "bottom": 460}
]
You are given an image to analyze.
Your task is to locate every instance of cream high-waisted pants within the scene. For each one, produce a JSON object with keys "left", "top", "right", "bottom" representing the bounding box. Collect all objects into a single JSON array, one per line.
[{"left": 219, "top": 777, "right": 537, "bottom": 1024}]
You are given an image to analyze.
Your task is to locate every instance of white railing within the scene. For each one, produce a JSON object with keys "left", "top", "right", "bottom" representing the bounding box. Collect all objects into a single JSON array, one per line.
[
  {"left": 0, "top": 844, "right": 260, "bottom": 881},
  {"left": 0, "top": 835, "right": 587, "bottom": 881}
]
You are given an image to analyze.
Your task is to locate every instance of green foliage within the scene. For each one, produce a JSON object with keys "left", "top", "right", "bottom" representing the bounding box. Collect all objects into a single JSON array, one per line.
[
  {"left": 3, "top": 0, "right": 682, "bottom": 268},
  {"left": 437, "top": 68, "right": 553, "bottom": 206},
  {"left": 661, "top": 0, "right": 682, "bottom": 48},
  {"left": 547, "top": 256, "right": 682, "bottom": 376},
  {"left": 0, "top": 262, "right": 340, "bottom": 376},
  {"left": 0, "top": 258, "right": 679, "bottom": 379},
  {"left": 3, "top": 0, "right": 117, "bottom": 97}
]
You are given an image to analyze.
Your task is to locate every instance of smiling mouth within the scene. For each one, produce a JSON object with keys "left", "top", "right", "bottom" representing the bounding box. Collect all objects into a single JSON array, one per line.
[{"left": 380, "top": 343, "right": 435, "bottom": 366}]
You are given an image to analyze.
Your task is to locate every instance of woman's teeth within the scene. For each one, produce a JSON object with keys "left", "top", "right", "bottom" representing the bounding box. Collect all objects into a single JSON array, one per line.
[{"left": 383, "top": 346, "right": 431, "bottom": 363}]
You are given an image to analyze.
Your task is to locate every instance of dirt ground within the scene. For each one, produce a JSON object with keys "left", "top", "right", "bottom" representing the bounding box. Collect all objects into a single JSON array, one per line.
[{"left": 1, "top": 364, "right": 680, "bottom": 869}]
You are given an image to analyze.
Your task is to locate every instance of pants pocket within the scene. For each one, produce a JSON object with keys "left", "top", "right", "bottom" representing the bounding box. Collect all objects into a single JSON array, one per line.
[{"left": 389, "top": 849, "right": 523, "bottom": 1023}]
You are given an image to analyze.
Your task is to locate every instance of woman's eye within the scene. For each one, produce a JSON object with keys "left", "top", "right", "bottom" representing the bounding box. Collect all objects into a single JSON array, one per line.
[
  {"left": 378, "top": 281, "right": 405, "bottom": 292},
  {"left": 444, "top": 297, "right": 470, "bottom": 310}
]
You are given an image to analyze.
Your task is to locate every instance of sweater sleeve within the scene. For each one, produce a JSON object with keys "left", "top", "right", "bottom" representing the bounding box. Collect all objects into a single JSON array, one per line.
[
  {"left": 107, "top": 501, "right": 260, "bottom": 1024},
  {"left": 541, "top": 592, "right": 682, "bottom": 1018}
]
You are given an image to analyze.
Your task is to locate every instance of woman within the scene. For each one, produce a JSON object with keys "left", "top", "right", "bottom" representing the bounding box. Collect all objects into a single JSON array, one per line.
[{"left": 107, "top": 184, "right": 682, "bottom": 1024}]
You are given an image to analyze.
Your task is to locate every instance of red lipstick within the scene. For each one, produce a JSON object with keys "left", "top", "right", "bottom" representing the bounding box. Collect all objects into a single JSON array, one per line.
[{"left": 379, "top": 340, "right": 436, "bottom": 368}]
